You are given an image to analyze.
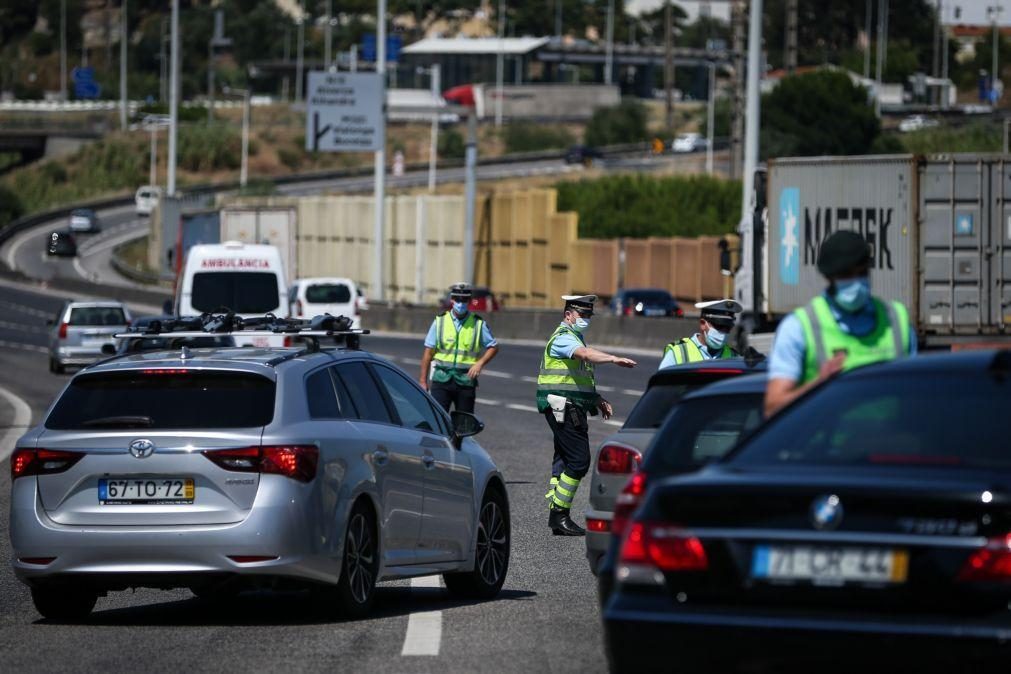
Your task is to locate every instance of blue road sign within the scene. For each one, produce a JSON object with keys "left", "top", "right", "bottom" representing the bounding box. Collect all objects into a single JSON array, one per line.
[
  {"left": 72, "top": 66, "right": 101, "bottom": 99},
  {"left": 361, "top": 34, "right": 402, "bottom": 62}
]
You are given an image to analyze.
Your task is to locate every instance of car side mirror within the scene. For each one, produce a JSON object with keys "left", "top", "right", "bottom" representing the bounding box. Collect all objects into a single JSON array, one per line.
[
  {"left": 451, "top": 411, "right": 484, "bottom": 442},
  {"left": 101, "top": 344, "right": 117, "bottom": 355}
]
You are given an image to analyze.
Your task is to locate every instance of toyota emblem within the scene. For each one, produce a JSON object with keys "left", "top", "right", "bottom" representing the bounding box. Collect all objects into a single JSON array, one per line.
[
  {"left": 129, "top": 438, "right": 155, "bottom": 459},
  {"left": 810, "top": 494, "right": 843, "bottom": 531}
]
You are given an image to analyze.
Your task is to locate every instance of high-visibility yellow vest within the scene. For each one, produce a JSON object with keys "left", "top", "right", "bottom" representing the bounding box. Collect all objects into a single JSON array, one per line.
[
  {"left": 432, "top": 312, "right": 484, "bottom": 386},
  {"left": 536, "top": 325, "right": 597, "bottom": 412},
  {"left": 662, "top": 337, "right": 734, "bottom": 365},
  {"left": 796, "top": 295, "right": 910, "bottom": 385}
]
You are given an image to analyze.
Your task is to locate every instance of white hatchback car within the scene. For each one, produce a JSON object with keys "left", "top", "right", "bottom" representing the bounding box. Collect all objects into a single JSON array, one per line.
[
  {"left": 289, "top": 277, "right": 363, "bottom": 329},
  {"left": 135, "top": 186, "right": 161, "bottom": 216}
]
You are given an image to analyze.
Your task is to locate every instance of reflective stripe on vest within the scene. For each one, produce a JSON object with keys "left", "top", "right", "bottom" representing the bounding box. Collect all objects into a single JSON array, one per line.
[
  {"left": 433, "top": 313, "right": 483, "bottom": 370},
  {"left": 797, "top": 296, "right": 910, "bottom": 384},
  {"left": 537, "top": 326, "right": 596, "bottom": 395},
  {"left": 662, "top": 337, "right": 732, "bottom": 365}
]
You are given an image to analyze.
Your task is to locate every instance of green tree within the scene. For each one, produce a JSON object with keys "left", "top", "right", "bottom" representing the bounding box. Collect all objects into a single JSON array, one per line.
[
  {"left": 760, "top": 70, "right": 881, "bottom": 158},
  {"left": 584, "top": 100, "right": 649, "bottom": 147}
]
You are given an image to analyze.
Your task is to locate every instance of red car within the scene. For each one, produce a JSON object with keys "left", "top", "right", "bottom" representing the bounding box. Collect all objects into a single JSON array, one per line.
[{"left": 438, "top": 286, "right": 502, "bottom": 313}]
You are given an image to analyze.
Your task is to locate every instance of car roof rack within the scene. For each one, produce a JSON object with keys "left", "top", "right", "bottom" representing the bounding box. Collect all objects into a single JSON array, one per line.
[{"left": 114, "top": 311, "right": 369, "bottom": 354}]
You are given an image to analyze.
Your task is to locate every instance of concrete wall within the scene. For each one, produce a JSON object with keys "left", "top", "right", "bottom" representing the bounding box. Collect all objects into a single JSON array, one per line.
[{"left": 223, "top": 187, "right": 731, "bottom": 307}]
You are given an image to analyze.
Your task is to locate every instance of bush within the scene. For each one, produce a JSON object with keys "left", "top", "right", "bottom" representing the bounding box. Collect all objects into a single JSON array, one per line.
[
  {"left": 503, "top": 123, "right": 575, "bottom": 153},
  {"left": 439, "top": 129, "right": 465, "bottom": 159},
  {"left": 278, "top": 146, "right": 302, "bottom": 170},
  {"left": 178, "top": 124, "right": 241, "bottom": 172},
  {"left": 584, "top": 100, "right": 650, "bottom": 147},
  {"left": 898, "top": 121, "right": 1002, "bottom": 153},
  {"left": 556, "top": 174, "right": 741, "bottom": 239},
  {"left": 0, "top": 184, "right": 24, "bottom": 229}
]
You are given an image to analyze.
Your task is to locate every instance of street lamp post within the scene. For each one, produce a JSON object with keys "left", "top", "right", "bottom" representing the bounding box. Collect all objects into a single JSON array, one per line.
[
  {"left": 707, "top": 61, "right": 715, "bottom": 175},
  {"left": 495, "top": 0, "right": 505, "bottom": 126},
  {"left": 741, "top": 0, "right": 763, "bottom": 220},
  {"left": 425, "top": 64, "right": 441, "bottom": 192},
  {"left": 167, "top": 0, "right": 179, "bottom": 197},
  {"left": 120, "top": 0, "right": 127, "bottom": 130},
  {"left": 325, "top": 0, "right": 332, "bottom": 69},
  {"left": 223, "top": 86, "right": 250, "bottom": 187},
  {"left": 60, "top": 0, "right": 67, "bottom": 101},
  {"left": 605, "top": 0, "right": 615, "bottom": 86},
  {"left": 374, "top": 0, "right": 388, "bottom": 302},
  {"left": 296, "top": 14, "right": 305, "bottom": 102},
  {"left": 990, "top": 4, "right": 1004, "bottom": 105}
]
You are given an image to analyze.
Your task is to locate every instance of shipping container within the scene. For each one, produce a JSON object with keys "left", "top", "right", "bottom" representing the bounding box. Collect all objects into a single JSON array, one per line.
[
  {"left": 219, "top": 206, "right": 297, "bottom": 284},
  {"left": 747, "top": 154, "right": 1011, "bottom": 345}
]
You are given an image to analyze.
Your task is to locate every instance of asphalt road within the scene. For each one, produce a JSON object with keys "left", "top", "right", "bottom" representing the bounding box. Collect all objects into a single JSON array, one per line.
[{"left": 0, "top": 279, "right": 662, "bottom": 673}]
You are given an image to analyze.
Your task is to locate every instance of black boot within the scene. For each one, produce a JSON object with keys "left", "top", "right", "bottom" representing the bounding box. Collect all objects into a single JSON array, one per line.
[{"left": 549, "top": 507, "right": 586, "bottom": 536}]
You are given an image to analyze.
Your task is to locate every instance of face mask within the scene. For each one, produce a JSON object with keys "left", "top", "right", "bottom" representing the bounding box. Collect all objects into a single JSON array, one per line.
[
  {"left": 833, "top": 277, "right": 871, "bottom": 313},
  {"left": 573, "top": 317, "right": 591, "bottom": 332},
  {"left": 705, "top": 325, "right": 727, "bottom": 350},
  {"left": 452, "top": 301, "right": 468, "bottom": 316}
]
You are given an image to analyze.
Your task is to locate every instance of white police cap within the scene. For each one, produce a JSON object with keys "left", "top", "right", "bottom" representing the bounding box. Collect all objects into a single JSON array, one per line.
[
  {"left": 562, "top": 294, "right": 597, "bottom": 312},
  {"left": 696, "top": 299, "right": 743, "bottom": 325}
]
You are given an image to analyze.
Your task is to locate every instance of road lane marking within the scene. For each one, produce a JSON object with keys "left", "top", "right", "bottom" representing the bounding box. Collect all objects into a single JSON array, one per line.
[
  {"left": 520, "top": 376, "right": 537, "bottom": 383},
  {"left": 0, "top": 300, "right": 52, "bottom": 319},
  {"left": 622, "top": 389, "right": 641, "bottom": 396},
  {"left": 506, "top": 403, "right": 539, "bottom": 413},
  {"left": 401, "top": 576, "right": 443, "bottom": 656},
  {"left": 480, "top": 369, "right": 513, "bottom": 379},
  {"left": 597, "top": 385, "right": 615, "bottom": 392},
  {"left": 603, "top": 420, "right": 623, "bottom": 427},
  {"left": 73, "top": 256, "right": 96, "bottom": 281},
  {"left": 0, "top": 384, "right": 32, "bottom": 461},
  {"left": 0, "top": 320, "right": 47, "bottom": 334},
  {"left": 0, "top": 340, "right": 48, "bottom": 354},
  {"left": 476, "top": 398, "right": 502, "bottom": 406}
]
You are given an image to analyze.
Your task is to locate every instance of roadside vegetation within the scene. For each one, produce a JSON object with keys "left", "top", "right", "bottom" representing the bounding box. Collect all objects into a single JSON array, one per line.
[
  {"left": 557, "top": 174, "right": 741, "bottom": 239},
  {"left": 896, "top": 122, "right": 1003, "bottom": 154}
]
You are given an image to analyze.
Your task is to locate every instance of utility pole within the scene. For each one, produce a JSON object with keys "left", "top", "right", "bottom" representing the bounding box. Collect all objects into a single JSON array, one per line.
[
  {"left": 60, "top": 0, "right": 67, "bottom": 101},
  {"left": 428, "top": 64, "right": 440, "bottom": 192},
  {"left": 149, "top": 124, "right": 157, "bottom": 186},
  {"left": 296, "top": 9, "right": 305, "bottom": 102},
  {"left": 875, "top": 0, "right": 888, "bottom": 117},
  {"left": 325, "top": 0, "right": 332, "bottom": 69},
  {"left": 207, "top": 11, "right": 231, "bottom": 123},
  {"left": 463, "top": 110, "right": 478, "bottom": 285},
  {"left": 374, "top": 0, "right": 388, "bottom": 302},
  {"left": 864, "top": 0, "right": 872, "bottom": 78},
  {"left": 120, "top": 0, "right": 127, "bottom": 130},
  {"left": 785, "top": 0, "right": 798, "bottom": 74},
  {"left": 495, "top": 0, "right": 505, "bottom": 126},
  {"left": 730, "top": 0, "right": 745, "bottom": 180},
  {"left": 991, "top": 4, "right": 1003, "bottom": 106},
  {"left": 224, "top": 86, "right": 250, "bottom": 187},
  {"left": 933, "top": 0, "right": 942, "bottom": 88},
  {"left": 741, "top": 0, "right": 763, "bottom": 221},
  {"left": 942, "top": 14, "right": 950, "bottom": 106},
  {"left": 664, "top": 0, "right": 674, "bottom": 133},
  {"left": 159, "top": 16, "right": 168, "bottom": 103},
  {"left": 605, "top": 0, "right": 615, "bottom": 86},
  {"left": 706, "top": 61, "right": 715, "bottom": 175},
  {"left": 168, "top": 0, "right": 179, "bottom": 197}
]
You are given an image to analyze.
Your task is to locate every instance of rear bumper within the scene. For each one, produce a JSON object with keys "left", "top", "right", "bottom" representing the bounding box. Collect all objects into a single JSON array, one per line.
[
  {"left": 54, "top": 346, "right": 105, "bottom": 365},
  {"left": 9, "top": 476, "right": 343, "bottom": 590},
  {"left": 604, "top": 594, "right": 1011, "bottom": 668},
  {"left": 584, "top": 506, "right": 612, "bottom": 574}
]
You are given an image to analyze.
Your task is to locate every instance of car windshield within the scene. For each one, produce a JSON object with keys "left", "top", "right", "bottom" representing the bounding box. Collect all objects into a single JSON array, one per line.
[
  {"left": 191, "top": 271, "right": 280, "bottom": 313},
  {"left": 626, "top": 290, "right": 671, "bottom": 304},
  {"left": 731, "top": 371, "right": 1011, "bottom": 471},
  {"left": 306, "top": 283, "right": 352, "bottom": 304},
  {"left": 643, "top": 393, "right": 765, "bottom": 474},
  {"left": 69, "top": 307, "right": 126, "bottom": 326},
  {"left": 46, "top": 371, "right": 275, "bottom": 430}
]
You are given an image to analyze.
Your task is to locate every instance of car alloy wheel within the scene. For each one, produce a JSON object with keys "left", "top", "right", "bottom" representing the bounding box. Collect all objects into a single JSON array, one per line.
[
  {"left": 345, "top": 510, "right": 375, "bottom": 605},
  {"left": 476, "top": 500, "right": 507, "bottom": 586}
]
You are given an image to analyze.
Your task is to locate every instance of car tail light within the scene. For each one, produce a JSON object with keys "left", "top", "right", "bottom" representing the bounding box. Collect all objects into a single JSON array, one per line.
[
  {"left": 58, "top": 322, "right": 68, "bottom": 339},
  {"left": 10, "top": 448, "right": 83, "bottom": 480},
  {"left": 227, "top": 555, "right": 279, "bottom": 564},
  {"left": 618, "top": 521, "right": 708, "bottom": 573},
  {"left": 141, "top": 369, "right": 190, "bottom": 375},
  {"left": 283, "top": 336, "right": 294, "bottom": 347},
  {"left": 958, "top": 534, "right": 1011, "bottom": 581},
  {"left": 675, "top": 307, "right": 684, "bottom": 317},
  {"left": 203, "top": 445, "right": 318, "bottom": 482},
  {"left": 611, "top": 471, "right": 649, "bottom": 538},
  {"left": 18, "top": 557, "right": 56, "bottom": 566},
  {"left": 624, "top": 306, "right": 632, "bottom": 316},
  {"left": 597, "top": 445, "right": 641, "bottom": 474},
  {"left": 586, "top": 517, "right": 610, "bottom": 533}
]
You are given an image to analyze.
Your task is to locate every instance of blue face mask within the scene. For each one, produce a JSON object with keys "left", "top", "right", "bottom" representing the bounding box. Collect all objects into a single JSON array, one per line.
[
  {"left": 705, "top": 326, "right": 727, "bottom": 350},
  {"left": 452, "top": 300, "right": 468, "bottom": 316},
  {"left": 833, "top": 277, "right": 871, "bottom": 313}
]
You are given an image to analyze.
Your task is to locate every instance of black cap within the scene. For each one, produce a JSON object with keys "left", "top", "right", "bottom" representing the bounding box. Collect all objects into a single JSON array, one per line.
[{"left": 817, "top": 231, "right": 871, "bottom": 277}]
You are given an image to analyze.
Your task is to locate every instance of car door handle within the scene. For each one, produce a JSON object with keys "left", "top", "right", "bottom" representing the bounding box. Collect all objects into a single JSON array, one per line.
[
  {"left": 422, "top": 452, "right": 436, "bottom": 469},
  {"left": 373, "top": 447, "right": 389, "bottom": 466},
  {"left": 419, "top": 436, "right": 448, "bottom": 449}
]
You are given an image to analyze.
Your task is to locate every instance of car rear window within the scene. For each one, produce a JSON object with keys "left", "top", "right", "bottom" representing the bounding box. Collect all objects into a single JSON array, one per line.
[
  {"left": 69, "top": 307, "right": 127, "bottom": 326},
  {"left": 643, "top": 393, "right": 765, "bottom": 475},
  {"left": 731, "top": 372, "right": 1011, "bottom": 470},
  {"left": 623, "top": 383, "right": 694, "bottom": 429},
  {"left": 45, "top": 371, "right": 275, "bottom": 430},
  {"left": 306, "top": 283, "right": 352, "bottom": 304},
  {"left": 191, "top": 271, "right": 280, "bottom": 313}
]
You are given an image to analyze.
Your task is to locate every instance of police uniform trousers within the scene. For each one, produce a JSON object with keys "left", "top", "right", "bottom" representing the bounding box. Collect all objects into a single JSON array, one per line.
[
  {"left": 430, "top": 379, "right": 477, "bottom": 414},
  {"left": 543, "top": 403, "right": 590, "bottom": 482}
]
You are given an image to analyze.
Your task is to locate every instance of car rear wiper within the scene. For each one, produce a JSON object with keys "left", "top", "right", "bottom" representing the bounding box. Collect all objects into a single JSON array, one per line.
[{"left": 81, "top": 415, "right": 154, "bottom": 428}]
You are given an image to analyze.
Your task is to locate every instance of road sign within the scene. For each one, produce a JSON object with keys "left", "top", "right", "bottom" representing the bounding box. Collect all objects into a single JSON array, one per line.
[
  {"left": 361, "top": 34, "right": 402, "bottom": 63},
  {"left": 72, "top": 66, "right": 101, "bottom": 100},
  {"left": 305, "top": 71, "right": 384, "bottom": 152}
]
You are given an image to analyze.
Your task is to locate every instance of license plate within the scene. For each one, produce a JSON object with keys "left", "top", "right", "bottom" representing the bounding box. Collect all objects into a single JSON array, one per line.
[
  {"left": 751, "top": 544, "right": 908, "bottom": 585},
  {"left": 99, "top": 478, "right": 194, "bottom": 504},
  {"left": 644, "top": 309, "right": 665, "bottom": 316}
]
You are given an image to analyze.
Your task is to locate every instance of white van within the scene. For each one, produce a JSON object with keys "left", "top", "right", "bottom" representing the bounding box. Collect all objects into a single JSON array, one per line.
[
  {"left": 176, "top": 241, "right": 289, "bottom": 347},
  {"left": 289, "top": 277, "right": 362, "bottom": 329},
  {"left": 135, "top": 186, "right": 161, "bottom": 216}
]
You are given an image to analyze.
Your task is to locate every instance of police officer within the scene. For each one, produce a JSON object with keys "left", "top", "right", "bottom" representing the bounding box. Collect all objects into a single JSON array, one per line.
[
  {"left": 420, "top": 282, "right": 499, "bottom": 414},
  {"left": 659, "top": 299, "right": 743, "bottom": 369},
  {"left": 765, "top": 230, "right": 916, "bottom": 417},
  {"left": 537, "top": 295, "right": 637, "bottom": 536}
]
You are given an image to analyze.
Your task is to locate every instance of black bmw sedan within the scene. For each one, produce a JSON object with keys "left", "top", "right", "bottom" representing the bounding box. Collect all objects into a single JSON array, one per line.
[{"left": 603, "top": 350, "right": 1011, "bottom": 673}]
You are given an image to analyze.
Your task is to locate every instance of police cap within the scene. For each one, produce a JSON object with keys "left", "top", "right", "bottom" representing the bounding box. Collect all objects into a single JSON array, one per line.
[
  {"left": 562, "top": 294, "right": 597, "bottom": 315},
  {"left": 449, "top": 282, "right": 473, "bottom": 299},
  {"left": 696, "top": 299, "right": 742, "bottom": 328},
  {"left": 817, "top": 230, "right": 872, "bottom": 277}
]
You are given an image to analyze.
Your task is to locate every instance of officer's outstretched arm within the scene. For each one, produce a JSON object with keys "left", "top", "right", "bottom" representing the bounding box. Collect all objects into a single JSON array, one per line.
[{"left": 572, "top": 346, "right": 636, "bottom": 368}]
